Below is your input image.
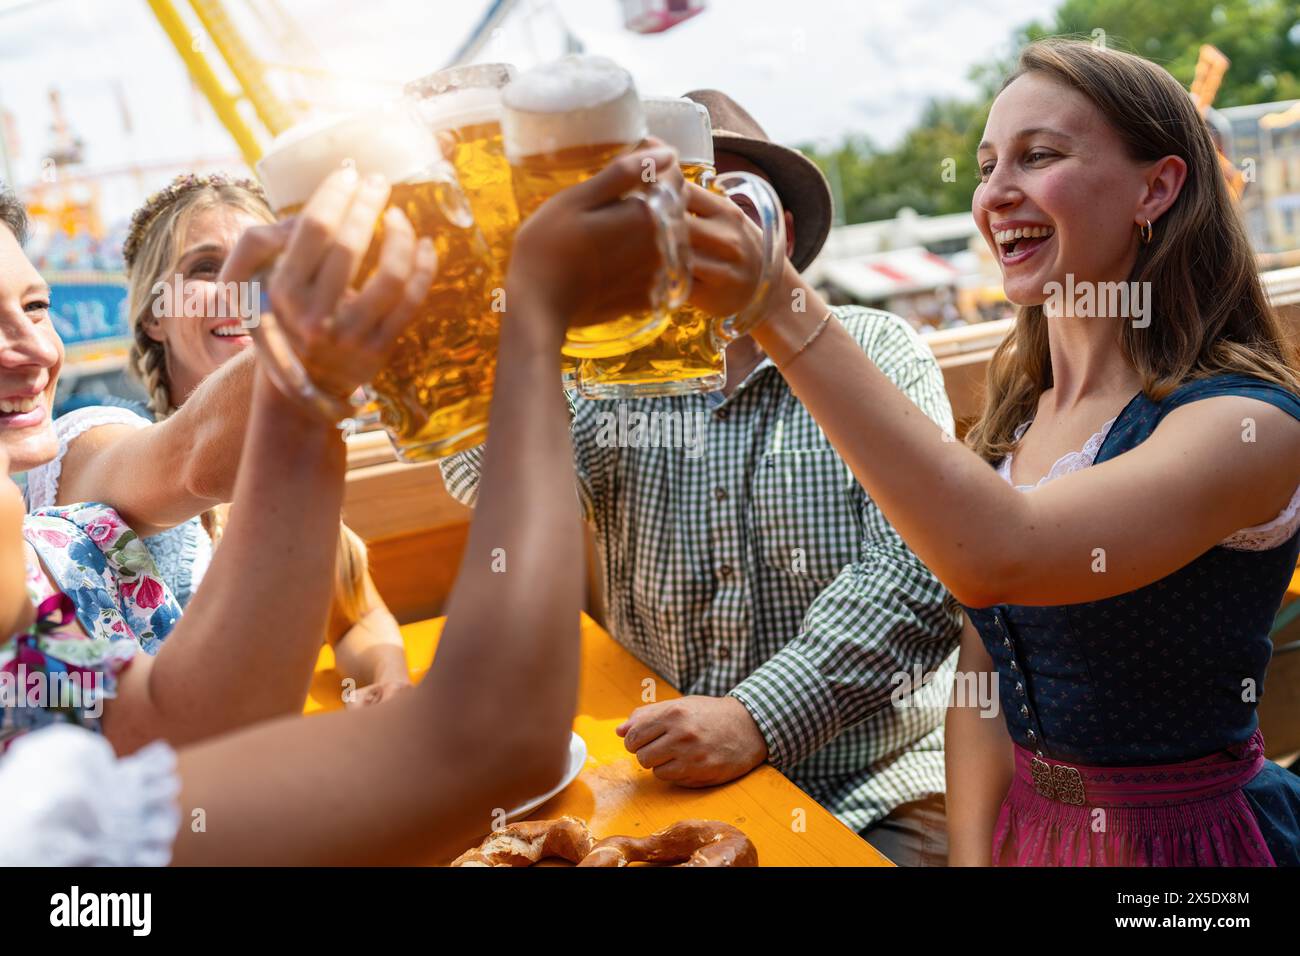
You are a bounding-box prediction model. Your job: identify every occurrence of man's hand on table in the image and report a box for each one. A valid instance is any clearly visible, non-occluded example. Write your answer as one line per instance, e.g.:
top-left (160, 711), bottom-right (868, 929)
top-left (616, 695), bottom-right (768, 787)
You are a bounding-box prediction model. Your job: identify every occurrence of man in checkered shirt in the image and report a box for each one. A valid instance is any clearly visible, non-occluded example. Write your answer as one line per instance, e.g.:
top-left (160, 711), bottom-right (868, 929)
top-left (441, 91), bottom-right (962, 866)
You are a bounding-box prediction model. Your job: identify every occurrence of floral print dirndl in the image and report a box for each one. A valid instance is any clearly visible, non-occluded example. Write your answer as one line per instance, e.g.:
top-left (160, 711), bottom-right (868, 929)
top-left (0, 502), bottom-right (182, 750)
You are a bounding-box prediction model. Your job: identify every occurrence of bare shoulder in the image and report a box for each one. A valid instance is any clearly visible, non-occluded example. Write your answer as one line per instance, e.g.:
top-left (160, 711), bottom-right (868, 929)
top-left (53, 408), bottom-right (154, 504)
top-left (1155, 393), bottom-right (1300, 457)
top-left (1143, 394), bottom-right (1300, 524)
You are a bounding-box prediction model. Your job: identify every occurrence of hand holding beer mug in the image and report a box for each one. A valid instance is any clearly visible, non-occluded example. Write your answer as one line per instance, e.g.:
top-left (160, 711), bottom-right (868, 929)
top-left (256, 107), bottom-right (499, 460)
top-left (683, 163), bottom-right (792, 340)
top-left (579, 97), bottom-right (787, 398)
top-left (219, 166), bottom-right (438, 419)
top-left (508, 143), bottom-right (685, 331)
top-left (502, 55), bottom-right (691, 360)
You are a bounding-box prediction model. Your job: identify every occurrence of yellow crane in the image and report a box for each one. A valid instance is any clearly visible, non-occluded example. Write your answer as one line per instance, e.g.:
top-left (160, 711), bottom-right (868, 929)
top-left (145, 0), bottom-right (305, 167)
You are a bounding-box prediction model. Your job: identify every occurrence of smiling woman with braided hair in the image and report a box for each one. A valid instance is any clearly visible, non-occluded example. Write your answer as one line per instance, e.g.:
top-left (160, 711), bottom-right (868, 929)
top-left (24, 173), bottom-right (409, 706)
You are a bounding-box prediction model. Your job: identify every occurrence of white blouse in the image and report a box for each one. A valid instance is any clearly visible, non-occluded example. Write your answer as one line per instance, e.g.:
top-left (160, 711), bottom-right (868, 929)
top-left (0, 725), bottom-right (180, 866)
top-left (998, 417), bottom-right (1300, 550)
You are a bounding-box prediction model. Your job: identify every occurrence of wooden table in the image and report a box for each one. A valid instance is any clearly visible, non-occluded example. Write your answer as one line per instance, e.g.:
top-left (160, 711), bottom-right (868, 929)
top-left (307, 614), bottom-right (890, 867)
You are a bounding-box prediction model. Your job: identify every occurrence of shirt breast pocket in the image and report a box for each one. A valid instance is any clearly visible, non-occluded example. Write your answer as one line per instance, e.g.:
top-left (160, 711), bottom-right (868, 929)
top-left (750, 449), bottom-right (862, 582)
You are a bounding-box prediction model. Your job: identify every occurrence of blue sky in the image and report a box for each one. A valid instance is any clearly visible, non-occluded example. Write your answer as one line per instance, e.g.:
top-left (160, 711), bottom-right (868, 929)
top-left (0, 0), bottom-right (1059, 221)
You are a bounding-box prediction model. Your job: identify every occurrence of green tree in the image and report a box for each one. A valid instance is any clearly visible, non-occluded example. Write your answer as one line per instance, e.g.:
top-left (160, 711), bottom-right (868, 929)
top-left (1031, 0), bottom-right (1300, 106)
top-left (802, 0), bottom-right (1300, 226)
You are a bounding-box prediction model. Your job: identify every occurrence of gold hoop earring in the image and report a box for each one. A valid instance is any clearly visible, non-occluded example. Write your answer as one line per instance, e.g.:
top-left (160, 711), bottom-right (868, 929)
top-left (1140, 218), bottom-right (1153, 245)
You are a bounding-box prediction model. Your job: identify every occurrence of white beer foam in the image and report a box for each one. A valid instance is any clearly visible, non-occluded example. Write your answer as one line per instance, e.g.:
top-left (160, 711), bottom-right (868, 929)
top-left (501, 55), bottom-right (645, 161)
top-left (644, 97), bottom-right (713, 167)
top-left (418, 86), bottom-right (505, 132)
top-left (406, 63), bottom-right (514, 131)
top-left (257, 109), bottom-right (435, 211)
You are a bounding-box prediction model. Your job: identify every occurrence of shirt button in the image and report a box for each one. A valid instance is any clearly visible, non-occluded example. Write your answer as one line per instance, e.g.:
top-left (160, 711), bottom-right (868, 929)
top-left (717, 645), bottom-right (730, 660)
top-left (1015, 682), bottom-right (1025, 697)
top-left (1019, 704), bottom-right (1030, 719)
top-left (719, 564), bottom-right (733, 578)
top-left (1009, 659), bottom-right (1020, 672)
top-left (1027, 729), bottom-right (1037, 743)
top-left (1003, 637), bottom-right (1012, 650)
top-left (714, 486), bottom-right (728, 501)
top-left (715, 407), bottom-right (729, 421)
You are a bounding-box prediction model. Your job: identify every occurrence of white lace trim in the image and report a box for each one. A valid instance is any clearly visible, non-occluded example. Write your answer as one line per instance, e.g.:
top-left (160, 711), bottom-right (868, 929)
top-left (0, 725), bottom-right (180, 866)
top-left (999, 418), bottom-right (1300, 551)
top-left (23, 405), bottom-right (151, 511)
top-left (998, 417), bottom-right (1118, 491)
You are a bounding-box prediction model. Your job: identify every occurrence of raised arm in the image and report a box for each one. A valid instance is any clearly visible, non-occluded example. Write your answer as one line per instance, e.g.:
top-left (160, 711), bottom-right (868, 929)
top-left (758, 267), bottom-right (1300, 606)
top-left (686, 184), bottom-right (1300, 607)
top-left (54, 345), bottom-right (255, 536)
top-left (169, 144), bottom-right (685, 864)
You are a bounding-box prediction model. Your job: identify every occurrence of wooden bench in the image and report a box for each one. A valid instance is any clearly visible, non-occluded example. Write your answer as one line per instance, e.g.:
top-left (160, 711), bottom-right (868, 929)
top-left (343, 431), bottom-right (603, 625)
top-left (343, 431), bottom-right (471, 625)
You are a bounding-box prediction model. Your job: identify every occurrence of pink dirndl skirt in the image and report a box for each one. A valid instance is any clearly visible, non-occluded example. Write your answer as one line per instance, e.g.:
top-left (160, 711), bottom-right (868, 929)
top-left (993, 730), bottom-right (1274, 866)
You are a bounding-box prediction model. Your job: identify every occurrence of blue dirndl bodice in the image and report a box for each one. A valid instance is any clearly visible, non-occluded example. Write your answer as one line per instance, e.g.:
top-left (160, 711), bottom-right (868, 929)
top-left (964, 374), bottom-right (1300, 864)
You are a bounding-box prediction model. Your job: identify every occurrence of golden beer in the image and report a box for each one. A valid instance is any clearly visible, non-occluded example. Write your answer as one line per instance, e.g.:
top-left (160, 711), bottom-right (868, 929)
top-left (405, 64), bottom-right (519, 268)
top-left (502, 55), bottom-right (682, 359)
top-left (580, 97), bottom-right (727, 398)
top-left (257, 109), bottom-right (498, 461)
top-left (407, 63), bottom-right (579, 388)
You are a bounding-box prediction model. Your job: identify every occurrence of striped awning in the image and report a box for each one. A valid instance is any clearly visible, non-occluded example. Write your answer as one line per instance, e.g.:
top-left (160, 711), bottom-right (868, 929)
top-left (821, 246), bottom-right (963, 302)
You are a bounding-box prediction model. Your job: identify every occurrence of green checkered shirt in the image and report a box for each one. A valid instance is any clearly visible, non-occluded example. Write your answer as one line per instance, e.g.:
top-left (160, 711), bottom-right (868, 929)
top-left (440, 306), bottom-right (962, 831)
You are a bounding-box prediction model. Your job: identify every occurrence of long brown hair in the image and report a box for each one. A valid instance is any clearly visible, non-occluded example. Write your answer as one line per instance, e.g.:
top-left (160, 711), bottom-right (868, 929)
top-left (965, 38), bottom-right (1300, 463)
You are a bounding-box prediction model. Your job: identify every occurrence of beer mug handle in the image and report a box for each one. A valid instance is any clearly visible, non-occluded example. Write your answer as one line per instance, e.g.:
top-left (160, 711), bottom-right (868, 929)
top-left (629, 178), bottom-right (691, 312)
top-left (708, 171), bottom-right (787, 340)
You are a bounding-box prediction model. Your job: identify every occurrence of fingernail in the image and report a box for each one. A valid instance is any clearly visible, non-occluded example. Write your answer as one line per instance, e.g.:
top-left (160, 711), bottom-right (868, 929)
top-left (364, 172), bottom-right (387, 189)
top-left (338, 163), bottom-right (359, 182)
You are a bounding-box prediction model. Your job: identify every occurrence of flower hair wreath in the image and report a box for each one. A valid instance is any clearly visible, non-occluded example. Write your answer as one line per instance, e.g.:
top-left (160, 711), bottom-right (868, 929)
top-left (122, 172), bottom-right (266, 269)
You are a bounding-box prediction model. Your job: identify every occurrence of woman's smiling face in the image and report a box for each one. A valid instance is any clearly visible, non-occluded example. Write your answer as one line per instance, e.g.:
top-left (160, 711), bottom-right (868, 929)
top-left (142, 203), bottom-right (268, 403)
top-left (973, 71), bottom-right (1151, 308)
top-left (0, 222), bottom-right (63, 475)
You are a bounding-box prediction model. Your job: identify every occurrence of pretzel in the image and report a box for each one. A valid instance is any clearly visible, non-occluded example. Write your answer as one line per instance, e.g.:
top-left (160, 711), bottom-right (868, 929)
top-left (578, 820), bottom-right (758, 867)
top-left (451, 816), bottom-right (595, 866)
top-left (452, 817), bottom-right (758, 867)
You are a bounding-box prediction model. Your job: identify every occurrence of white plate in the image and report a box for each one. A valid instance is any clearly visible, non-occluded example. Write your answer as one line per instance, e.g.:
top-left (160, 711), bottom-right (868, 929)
top-left (504, 731), bottom-right (588, 822)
